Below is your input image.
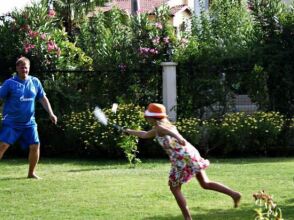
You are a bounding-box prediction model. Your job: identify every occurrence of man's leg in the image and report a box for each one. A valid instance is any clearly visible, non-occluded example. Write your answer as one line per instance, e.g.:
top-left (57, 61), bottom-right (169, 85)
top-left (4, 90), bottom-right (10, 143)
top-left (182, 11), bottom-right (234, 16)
top-left (28, 144), bottom-right (41, 179)
top-left (0, 142), bottom-right (10, 159)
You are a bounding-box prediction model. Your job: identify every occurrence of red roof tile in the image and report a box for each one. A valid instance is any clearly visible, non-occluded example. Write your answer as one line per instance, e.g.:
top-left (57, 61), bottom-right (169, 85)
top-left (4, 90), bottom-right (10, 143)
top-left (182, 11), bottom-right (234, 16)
top-left (95, 0), bottom-right (168, 14)
top-left (170, 4), bottom-right (191, 15)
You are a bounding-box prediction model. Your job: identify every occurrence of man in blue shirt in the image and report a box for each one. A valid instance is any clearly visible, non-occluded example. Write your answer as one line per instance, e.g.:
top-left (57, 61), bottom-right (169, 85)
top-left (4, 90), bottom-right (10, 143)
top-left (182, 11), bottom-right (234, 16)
top-left (0, 57), bottom-right (57, 179)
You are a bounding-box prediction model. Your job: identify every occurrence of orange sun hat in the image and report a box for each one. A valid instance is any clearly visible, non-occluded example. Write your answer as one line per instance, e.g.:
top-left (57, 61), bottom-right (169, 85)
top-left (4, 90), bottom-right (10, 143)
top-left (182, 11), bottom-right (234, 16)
top-left (144, 103), bottom-right (168, 119)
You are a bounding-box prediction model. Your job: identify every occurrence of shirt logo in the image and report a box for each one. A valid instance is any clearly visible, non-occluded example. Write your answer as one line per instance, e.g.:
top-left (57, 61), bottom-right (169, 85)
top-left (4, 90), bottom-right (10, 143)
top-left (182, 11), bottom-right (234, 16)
top-left (20, 95), bottom-right (34, 101)
top-left (19, 83), bottom-right (36, 102)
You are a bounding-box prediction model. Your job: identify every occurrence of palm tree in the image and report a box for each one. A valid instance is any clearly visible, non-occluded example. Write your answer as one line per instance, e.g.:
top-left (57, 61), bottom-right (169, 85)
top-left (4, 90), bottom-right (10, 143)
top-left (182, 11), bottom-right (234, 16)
top-left (44, 0), bottom-right (106, 39)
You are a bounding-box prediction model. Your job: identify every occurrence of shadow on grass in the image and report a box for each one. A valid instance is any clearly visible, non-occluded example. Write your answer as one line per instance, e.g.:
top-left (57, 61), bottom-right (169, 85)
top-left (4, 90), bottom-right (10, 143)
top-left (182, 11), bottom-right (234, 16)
top-left (2, 158), bottom-right (130, 167)
top-left (67, 166), bottom-right (128, 172)
top-left (1, 158), bottom-right (28, 165)
top-left (280, 203), bottom-right (294, 219)
top-left (143, 205), bottom-right (253, 220)
top-left (0, 176), bottom-right (27, 181)
top-left (210, 157), bottom-right (294, 165)
top-left (285, 198), bottom-right (294, 204)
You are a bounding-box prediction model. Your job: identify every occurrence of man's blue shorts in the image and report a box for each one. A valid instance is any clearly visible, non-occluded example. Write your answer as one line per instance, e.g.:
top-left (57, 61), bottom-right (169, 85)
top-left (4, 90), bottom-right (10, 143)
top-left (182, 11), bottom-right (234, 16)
top-left (0, 125), bottom-right (40, 149)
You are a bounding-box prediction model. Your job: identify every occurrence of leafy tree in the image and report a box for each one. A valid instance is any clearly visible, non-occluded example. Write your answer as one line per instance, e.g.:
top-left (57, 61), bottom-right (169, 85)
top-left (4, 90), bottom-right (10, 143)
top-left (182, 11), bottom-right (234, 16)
top-left (175, 0), bottom-right (254, 118)
top-left (47, 0), bottom-right (106, 39)
top-left (247, 0), bottom-right (294, 116)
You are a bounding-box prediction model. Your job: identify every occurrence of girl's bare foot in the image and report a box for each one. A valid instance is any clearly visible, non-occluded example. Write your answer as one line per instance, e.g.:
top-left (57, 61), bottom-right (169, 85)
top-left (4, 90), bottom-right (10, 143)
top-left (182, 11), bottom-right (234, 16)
top-left (233, 192), bottom-right (242, 208)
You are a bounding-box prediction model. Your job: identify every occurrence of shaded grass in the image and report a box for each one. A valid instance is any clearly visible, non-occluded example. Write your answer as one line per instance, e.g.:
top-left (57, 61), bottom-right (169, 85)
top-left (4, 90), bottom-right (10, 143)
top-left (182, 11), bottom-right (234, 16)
top-left (0, 158), bottom-right (293, 219)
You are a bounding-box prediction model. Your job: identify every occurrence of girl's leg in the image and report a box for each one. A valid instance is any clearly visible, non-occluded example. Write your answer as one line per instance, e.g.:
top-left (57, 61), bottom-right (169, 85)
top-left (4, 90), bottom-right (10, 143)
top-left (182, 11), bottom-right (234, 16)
top-left (196, 170), bottom-right (241, 207)
top-left (170, 184), bottom-right (192, 220)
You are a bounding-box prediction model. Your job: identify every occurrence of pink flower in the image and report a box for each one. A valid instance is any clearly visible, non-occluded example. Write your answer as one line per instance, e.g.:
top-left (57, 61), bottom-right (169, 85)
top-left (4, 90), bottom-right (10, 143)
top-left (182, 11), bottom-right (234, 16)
top-left (155, 22), bottom-right (163, 29)
top-left (47, 40), bottom-right (58, 52)
top-left (48, 9), bottom-right (56, 17)
top-left (24, 43), bottom-right (35, 53)
top-left (47, 40), bottom-right (61, 56)
top-left (28, 30), bottom-right (39, 38)
top-left (118, 63), bottom-right (127, 72)
top-left (139, 47), bottom-right (149, 54)
top-left (152, 37), bottom-right (160, 45)
top-left (40, 33), bottom-right (47, 40)
top-left (163, 36), bottom-right (170, 44)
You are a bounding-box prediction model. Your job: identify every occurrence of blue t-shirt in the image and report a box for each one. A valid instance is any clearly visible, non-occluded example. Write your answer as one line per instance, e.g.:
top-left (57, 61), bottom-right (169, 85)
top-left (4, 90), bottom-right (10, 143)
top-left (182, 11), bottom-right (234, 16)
top-left (0, 75), bottom-right (46, 128)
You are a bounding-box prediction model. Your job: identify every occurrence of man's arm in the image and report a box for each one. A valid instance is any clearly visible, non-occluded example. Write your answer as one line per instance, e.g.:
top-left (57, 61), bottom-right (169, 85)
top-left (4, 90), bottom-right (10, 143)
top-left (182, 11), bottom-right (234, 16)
top-left (39, 96), bottom-right (57, 124)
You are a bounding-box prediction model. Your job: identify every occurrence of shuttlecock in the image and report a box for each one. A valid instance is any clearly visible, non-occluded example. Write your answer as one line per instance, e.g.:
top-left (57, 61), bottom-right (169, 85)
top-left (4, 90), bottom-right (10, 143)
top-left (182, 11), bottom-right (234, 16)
top-left (93, 107), bottom-right (108, 126)
top-left (111, 103), bottom-right (118, 114)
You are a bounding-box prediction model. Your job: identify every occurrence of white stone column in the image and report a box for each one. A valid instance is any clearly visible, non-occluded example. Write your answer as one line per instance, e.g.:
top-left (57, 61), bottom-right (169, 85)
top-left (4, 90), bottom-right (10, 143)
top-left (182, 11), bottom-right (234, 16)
top-left (161, 62), bottom-right (177, 121)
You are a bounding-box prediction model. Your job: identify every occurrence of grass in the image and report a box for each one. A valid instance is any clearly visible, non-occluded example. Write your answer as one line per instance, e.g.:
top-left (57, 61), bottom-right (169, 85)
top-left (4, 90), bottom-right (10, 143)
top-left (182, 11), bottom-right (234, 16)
top-left (0, 157), bottom-right (293, 220)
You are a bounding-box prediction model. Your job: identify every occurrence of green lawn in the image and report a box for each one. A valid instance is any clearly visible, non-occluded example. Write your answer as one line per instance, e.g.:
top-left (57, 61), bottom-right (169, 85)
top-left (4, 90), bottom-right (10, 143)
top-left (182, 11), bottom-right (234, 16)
top-left (0, 158), bottom-right (293, 220)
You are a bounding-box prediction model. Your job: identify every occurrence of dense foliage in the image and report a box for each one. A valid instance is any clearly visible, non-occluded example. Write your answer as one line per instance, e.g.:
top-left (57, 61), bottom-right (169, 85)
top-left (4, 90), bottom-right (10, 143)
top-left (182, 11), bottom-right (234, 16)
top-left (77, 6), bottom-right (176, 106)
top-left (247, 0), bottom-right (294, 116)
top-left (175, 0), bottom-right (254, 118)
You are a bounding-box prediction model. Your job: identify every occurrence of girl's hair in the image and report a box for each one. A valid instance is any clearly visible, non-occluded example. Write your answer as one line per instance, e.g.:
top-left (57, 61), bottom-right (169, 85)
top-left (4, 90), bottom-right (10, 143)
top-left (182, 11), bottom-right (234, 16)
top-left (16, 56), bottom-right (30, 66)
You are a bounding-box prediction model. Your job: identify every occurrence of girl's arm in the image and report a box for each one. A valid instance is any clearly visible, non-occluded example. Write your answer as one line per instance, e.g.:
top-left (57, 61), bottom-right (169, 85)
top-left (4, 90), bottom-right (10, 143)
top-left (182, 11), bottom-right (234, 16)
top-left (157, 124), bottom-right (186, 145)
top-left (125, 128), bottom-right (156, 139)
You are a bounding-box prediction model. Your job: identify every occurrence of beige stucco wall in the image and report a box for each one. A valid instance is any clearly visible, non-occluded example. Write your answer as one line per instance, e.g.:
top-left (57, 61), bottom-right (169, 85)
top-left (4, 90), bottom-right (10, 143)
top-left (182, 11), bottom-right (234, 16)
top-left (172, 10), bottom-right (191, 27)
top-left (167, 0), bottom-right (188, 8)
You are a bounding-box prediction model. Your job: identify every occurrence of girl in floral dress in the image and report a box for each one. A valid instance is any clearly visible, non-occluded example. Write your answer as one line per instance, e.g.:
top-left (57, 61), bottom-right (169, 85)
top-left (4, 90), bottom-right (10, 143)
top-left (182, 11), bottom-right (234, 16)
top-left (125, 103), bottom-right (241, 220)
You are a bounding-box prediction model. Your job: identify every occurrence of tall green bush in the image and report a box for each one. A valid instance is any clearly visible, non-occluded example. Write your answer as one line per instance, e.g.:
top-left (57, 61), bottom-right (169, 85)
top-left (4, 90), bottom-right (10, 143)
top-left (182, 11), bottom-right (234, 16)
top-left (77, 6), bottom-right (177, 106)
top-left (246, 0), bottom-right (294, 116)
top-left (175, 0), bottom-right (254, 118)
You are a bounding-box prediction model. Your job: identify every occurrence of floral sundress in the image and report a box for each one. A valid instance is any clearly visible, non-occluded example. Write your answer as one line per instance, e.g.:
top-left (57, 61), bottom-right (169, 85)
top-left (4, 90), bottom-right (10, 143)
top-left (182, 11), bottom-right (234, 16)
top-left (156, 129), bottom-right (210, 187)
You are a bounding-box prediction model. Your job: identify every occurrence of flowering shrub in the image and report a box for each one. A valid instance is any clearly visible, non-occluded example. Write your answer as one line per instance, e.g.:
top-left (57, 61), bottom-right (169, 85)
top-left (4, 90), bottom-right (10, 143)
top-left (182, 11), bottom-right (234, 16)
top-left (133, 5), bottom-right (177, 64)
top-left (61, 110), bottom-right (291, 159)
top-left (0, 2), bottom-right (92, 74)
top-left (174, 112), bottom-right (288, 156)
top-left (205, 112), bottom-right (284, 155)
top-left (175, 117), bottom-right (202, 144)
top-left (78, 6), bottom-right (177, 106)
top-left (62, 104), bottom-right (147, 163)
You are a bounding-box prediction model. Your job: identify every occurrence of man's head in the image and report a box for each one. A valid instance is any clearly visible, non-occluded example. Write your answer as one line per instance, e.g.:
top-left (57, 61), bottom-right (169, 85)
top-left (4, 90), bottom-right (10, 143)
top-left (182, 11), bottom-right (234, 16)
top-left (16, 57), bottom-right (30, 80)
